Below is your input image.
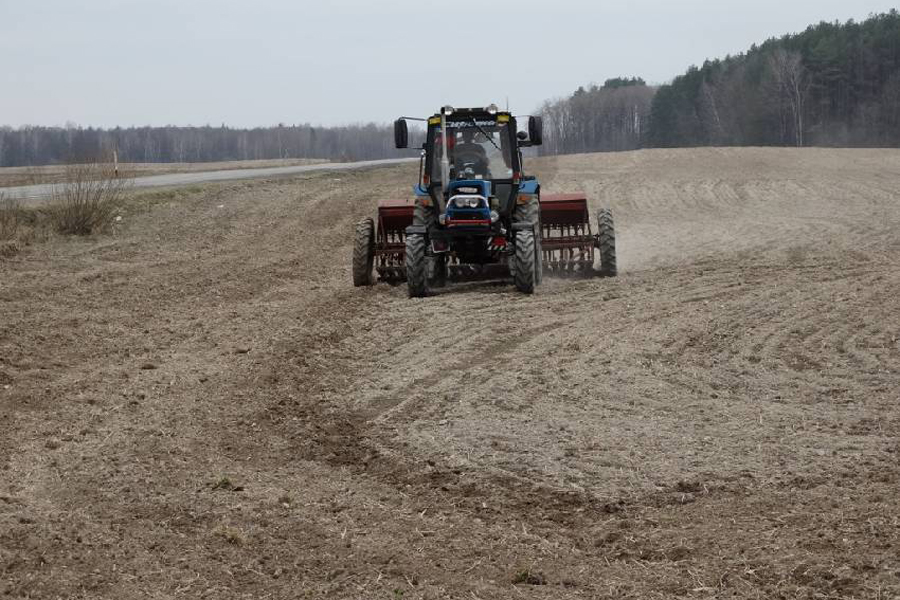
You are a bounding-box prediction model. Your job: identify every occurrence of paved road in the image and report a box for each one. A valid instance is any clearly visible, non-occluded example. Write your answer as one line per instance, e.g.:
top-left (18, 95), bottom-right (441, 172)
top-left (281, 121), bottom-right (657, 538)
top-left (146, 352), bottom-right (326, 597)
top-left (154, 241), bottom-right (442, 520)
top-left (5, 157), bottom-right (417, 205)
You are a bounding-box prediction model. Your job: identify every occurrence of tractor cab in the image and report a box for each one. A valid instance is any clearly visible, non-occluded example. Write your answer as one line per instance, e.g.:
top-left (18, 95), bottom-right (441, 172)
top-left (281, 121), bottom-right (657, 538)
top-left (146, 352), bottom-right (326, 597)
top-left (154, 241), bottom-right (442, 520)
top-left (431, 123), bottom-right (513, 182)
top-left (426, 109), bottom-right (517, 230)
top-left (394, 105), bottom-right (543, 231)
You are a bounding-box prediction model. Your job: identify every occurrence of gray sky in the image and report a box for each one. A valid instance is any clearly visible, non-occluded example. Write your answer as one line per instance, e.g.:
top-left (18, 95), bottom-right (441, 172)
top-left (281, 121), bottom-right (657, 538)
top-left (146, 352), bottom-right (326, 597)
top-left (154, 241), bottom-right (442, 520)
top-left (1, 0), bottom-right (896, 128)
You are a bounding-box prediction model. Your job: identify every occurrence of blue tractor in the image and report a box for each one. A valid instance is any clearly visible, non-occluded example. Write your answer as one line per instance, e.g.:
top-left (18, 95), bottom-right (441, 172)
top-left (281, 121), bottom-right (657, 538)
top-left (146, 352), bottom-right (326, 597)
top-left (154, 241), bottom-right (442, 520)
top-left (352, 104), bottom-right (617, 296)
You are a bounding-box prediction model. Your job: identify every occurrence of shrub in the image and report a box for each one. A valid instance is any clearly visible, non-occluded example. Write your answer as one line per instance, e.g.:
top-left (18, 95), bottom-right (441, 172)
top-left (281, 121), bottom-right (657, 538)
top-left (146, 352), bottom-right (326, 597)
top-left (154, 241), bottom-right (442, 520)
top-left (48, 162), bottom-right (129, 235)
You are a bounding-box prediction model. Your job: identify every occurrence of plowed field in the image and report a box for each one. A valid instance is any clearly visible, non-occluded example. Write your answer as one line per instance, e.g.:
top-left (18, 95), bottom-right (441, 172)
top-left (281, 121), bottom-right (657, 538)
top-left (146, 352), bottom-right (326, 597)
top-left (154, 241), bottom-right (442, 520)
top-left (2, 148), bottom-right (899, 599)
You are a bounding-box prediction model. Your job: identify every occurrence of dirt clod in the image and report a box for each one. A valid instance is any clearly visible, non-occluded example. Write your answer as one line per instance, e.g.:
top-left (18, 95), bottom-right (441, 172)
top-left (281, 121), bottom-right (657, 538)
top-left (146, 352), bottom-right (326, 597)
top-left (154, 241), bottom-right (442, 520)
top-left (513, 569), bottom-right (547, 585)
top-left (211, 477), bottom-right (243, 492)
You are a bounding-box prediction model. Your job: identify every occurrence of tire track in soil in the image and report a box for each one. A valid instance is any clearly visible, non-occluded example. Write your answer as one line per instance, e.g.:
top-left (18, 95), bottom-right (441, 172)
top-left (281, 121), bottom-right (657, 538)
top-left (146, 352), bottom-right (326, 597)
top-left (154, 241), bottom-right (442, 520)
top-left (363, 319), bottom-right (570, 423)
top-left (258, 289), bottom-right (614, 527)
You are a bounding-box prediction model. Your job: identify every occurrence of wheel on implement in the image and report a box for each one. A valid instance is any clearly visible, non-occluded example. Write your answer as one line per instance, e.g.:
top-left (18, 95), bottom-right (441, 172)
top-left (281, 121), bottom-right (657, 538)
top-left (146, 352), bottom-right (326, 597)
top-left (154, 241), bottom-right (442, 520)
top-left (537, 193), bottom-right (594, 276)
top-left (514, 228), bottom-right (537, 294)
top-left (405, 233), bottom-right (429, 297)
top-left (352, 217), bottom-right (375, 286)
top-left (596, 208), bottom-right (617, 277)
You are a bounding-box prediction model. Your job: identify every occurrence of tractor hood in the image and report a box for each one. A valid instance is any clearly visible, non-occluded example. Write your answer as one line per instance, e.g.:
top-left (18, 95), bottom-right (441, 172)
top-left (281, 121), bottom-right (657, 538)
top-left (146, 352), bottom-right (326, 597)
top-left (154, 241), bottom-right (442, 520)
top-left (448, 180), bottom-right (491, 197)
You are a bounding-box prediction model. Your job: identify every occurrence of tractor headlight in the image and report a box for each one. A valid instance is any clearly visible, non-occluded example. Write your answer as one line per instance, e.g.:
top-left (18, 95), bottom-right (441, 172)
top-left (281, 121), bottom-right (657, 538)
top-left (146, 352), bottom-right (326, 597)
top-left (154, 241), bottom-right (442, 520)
top-left (452, 196), bottom-right (484, 208)
top-left (490, 210), bottom-right (499, 223)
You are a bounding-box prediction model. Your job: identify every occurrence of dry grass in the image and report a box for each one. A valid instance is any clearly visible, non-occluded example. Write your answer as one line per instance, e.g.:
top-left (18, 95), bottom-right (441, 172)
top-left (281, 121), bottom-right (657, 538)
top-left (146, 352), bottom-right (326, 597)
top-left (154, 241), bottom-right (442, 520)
top-left (0, 169), bottom-right (210, 259)
top-left (0, 192), bottom-right (39, 257)
top-left (1, 162), bottom-right (132, 256)
top-left (0, 192), bottom-right (21, 240)
top-left (48, 163), bottom-right (129, 235)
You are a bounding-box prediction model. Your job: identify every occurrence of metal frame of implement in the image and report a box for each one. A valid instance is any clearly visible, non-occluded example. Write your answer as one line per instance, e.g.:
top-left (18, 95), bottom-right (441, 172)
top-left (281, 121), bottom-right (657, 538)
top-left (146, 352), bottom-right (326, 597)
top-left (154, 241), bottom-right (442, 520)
top-left (372, 193), bottom-right (601, 283)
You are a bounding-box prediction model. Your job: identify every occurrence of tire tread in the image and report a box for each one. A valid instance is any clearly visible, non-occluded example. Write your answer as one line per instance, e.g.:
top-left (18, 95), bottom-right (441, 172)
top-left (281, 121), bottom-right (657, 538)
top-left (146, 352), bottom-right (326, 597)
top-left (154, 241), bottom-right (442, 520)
top-left (597, 208), bottom-right (617, 277)
top-left (406, 233), bottom-right (428, 297)
top-left (514, 229), bottom-right (536, 294)
top-left (352, 217), bottom-right (375, 286)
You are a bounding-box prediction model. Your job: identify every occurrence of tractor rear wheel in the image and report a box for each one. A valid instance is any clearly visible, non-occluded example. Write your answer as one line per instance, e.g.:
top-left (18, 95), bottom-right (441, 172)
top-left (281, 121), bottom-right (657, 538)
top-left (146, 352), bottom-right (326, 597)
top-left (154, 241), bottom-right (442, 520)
top-left (406, 233), bottom-right (429, 297)
top-left (352, 217), bottom-right (375, 286)
top-left (596, 208), bottom-right (617, 277)
top-left (514, 228), bottom-right (536, 294)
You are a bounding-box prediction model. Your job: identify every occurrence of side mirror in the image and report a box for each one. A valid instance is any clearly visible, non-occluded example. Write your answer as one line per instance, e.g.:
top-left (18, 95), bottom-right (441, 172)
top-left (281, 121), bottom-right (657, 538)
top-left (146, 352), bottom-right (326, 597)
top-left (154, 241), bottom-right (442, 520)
top-left (394, 119), bottom-right (408, 149)
top-left (516, 131), bottom-right (528, 141)
top-left (528, 116), bottom-right (543, 146)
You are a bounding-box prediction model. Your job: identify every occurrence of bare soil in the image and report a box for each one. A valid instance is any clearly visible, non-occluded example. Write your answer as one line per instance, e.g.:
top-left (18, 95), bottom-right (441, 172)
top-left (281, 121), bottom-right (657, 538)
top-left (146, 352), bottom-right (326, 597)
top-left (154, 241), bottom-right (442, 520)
top-left (1, 148), bottom-right (899, 599)
top-left (0, 158), bottom-right (327, 188)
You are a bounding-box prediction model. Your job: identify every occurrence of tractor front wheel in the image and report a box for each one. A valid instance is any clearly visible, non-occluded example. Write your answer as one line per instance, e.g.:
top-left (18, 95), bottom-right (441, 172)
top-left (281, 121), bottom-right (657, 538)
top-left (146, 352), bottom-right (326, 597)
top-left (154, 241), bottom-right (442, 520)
top-left (514, 228), bottom-right (536, 294)
top-left (515, 197), bottom-right (543, 285)
top-left (352, 217), bottom-right (375, 286)
top-left (406, 233), bottom-right (429, 297)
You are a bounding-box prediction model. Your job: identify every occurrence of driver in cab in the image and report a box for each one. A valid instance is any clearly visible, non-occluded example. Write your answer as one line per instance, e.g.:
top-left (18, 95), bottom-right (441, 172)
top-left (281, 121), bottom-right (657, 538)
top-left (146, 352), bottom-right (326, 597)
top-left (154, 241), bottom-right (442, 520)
top-left (453, 130), bottom-right (491, 179)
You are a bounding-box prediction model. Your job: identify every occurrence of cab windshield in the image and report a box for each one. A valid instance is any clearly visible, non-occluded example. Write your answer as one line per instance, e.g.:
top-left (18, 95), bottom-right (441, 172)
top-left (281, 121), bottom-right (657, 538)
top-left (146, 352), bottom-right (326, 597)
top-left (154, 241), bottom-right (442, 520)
top-left (431, 122), bottom-right (513, 183)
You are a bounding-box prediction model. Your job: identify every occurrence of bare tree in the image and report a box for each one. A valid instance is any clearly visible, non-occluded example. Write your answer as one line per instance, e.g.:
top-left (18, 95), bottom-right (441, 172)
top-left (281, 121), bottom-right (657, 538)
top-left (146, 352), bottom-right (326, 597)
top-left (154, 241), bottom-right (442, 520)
top-left (698, 79), bottom-right (727, 144)
top-left (539, 83), bottom-right (654, 155)
top-left (769, 49), bottom-right (810, 147)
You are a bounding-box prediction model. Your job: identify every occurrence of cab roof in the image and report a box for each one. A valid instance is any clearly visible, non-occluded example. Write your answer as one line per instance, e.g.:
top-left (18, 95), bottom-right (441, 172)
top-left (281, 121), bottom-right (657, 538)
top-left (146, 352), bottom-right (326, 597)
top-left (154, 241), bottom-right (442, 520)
top-left (427, 108), bottom-right (513, 125)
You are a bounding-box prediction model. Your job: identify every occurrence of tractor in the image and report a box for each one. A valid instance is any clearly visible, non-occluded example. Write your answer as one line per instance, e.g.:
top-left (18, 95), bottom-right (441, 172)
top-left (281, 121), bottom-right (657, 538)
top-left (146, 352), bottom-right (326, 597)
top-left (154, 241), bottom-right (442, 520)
top-left (352, 104), bottom-right (616, 296)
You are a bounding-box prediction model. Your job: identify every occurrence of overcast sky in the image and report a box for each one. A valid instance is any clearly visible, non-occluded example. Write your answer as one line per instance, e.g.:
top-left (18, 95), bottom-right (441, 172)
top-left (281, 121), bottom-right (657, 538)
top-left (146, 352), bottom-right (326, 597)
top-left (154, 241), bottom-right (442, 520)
top-left (1, 0), bottom-right (896, 128)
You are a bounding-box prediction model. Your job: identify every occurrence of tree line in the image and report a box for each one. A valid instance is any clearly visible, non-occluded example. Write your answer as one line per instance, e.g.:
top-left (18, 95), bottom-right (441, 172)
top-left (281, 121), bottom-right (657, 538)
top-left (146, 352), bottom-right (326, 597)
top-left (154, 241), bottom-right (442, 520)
top-left (0, 123), bottom-right (412, 167)
top-left (543, 10), bottom-right (900, 152)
